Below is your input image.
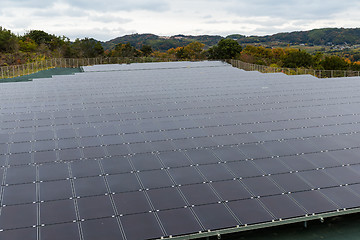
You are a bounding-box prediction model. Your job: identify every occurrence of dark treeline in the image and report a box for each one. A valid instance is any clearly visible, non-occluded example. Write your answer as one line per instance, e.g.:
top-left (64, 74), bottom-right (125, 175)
top-left (1, 27), bottom-right (360, 71)
top-left (236, 45), bottom-right (360, 71)
top-left (0, 27), bottom-right (106, 65)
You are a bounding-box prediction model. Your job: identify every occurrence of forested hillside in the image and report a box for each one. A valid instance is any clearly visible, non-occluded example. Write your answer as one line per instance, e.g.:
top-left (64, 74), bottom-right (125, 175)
top-left (102, 28), bottom-right (360, 50)
top-left (102, 34), bottom-right (222, 51)
top-left (2, 26), bottom-right (360, 71)
top-left (261, 28), bottom-right (360, 45)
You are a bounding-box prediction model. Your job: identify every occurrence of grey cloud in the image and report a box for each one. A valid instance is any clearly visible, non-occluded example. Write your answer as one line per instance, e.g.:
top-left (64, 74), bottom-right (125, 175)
top-left (226, 0), bottom-right (358, 20)
top-left (32, 8), bottom-right (87, 18)
top-left (61, 0), bottom-right (170, 12)
top-left (2, 0), bottom-right (54, 8)
top-left (89, 15), bottom-right (132, 24)
top-left (204, 20), bottom-right (229, 24)
top-left (3, 0), bottom-right (169, 13)
top-left (232, 18), bottom-right (284, 27)
top-left (63, 27), bottom-right (129, 41)
top-left (202, 15), bottom-right (213, 19)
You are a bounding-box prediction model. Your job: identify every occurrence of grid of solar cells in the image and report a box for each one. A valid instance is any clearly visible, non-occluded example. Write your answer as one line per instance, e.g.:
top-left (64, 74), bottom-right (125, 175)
top-left (1, 61), bottom-right (360, 240)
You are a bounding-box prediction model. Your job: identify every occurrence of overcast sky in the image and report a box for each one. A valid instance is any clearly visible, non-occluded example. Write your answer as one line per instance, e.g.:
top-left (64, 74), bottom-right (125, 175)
top-left (1, 0), bottom-right (360, 41)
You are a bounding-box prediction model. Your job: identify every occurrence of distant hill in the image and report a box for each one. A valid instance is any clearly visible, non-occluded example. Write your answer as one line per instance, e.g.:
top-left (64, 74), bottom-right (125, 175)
top-left (102, 34), bottom-right (222, 51)
top-left (102, 28), bottom-right (360, 51)
top-left (243, 28), bottom-right (360, 46)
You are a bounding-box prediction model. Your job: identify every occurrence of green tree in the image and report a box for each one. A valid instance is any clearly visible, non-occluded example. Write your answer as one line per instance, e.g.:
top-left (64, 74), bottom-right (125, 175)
top-left (208, 39), bottom-right (242, 59)
top-left (19, 38), bottom-right (37, 52)
top-left (0, 27), bottom-right (18, 52)
top-left (72, 38), bottom-right (104, 58)
top-left (113, 43), bottom-right (140, 57)
top-left (24, 30), bottom-right (53, 45)
top-left (320, 56), bottom-right (349, 70)
top-left (282, 50), bottom-right (314, 68)
top-left (312, 52), bottom-right (324, 69)
top-left (140, 45), bottom-right (153, 56)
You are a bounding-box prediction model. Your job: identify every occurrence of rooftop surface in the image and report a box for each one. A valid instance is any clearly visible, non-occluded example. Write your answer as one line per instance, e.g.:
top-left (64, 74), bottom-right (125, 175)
top-left (1, 61), bottom-right (360, 239)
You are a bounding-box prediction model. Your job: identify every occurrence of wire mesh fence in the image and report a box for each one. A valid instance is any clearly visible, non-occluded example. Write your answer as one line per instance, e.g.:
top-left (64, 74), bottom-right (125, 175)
top-left (227, 59), bottom-right (360, 78)
top-left (3, 58), bottom-right (360, 80)
top-left (0, 57), bottom-right (184, 79)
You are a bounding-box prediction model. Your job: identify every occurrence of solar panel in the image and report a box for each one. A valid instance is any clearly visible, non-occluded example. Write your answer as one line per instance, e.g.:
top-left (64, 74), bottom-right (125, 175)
top-left (1, 61), bottom-right (360, 239)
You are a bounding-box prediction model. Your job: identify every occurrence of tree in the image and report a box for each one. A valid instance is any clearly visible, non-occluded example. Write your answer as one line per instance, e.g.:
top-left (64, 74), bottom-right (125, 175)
top-left (113, 43), bottom-right (140, 57)
top-left (208, 39), bottom-right (242, 59)
top-left (320, 56), bottom-right (349, 70)
top-left (140, 45), bottom-right (153, 56)
top-left (312, 52), bottom-right (324, 69)
top-left (183, 41), bottom-right (205, 59)
top-left (24, 30), bottom-right (53, 45)
top-left (282, 50), bottom-right (314, 68)
top-left (71, 38), bottom-right (104, 58)
top-left (19, 38), bottom-right (37, 52)
top-left (175, 47), bottom-right (188, 59)
top-left (241, 45), bottom-right (275, 65)
top-left (0, 27), bottom-right (18, 52)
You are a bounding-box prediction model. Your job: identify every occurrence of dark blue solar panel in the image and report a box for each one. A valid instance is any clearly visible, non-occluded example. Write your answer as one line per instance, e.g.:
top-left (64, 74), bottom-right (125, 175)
top-left (2, 61), bottom-right (360, 240)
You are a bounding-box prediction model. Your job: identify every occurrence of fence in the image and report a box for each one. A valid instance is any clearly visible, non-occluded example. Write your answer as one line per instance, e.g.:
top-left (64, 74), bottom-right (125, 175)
top-left (0, 57), bottom-right (180, 79)
top-left (3, 57), bottom-right (360, 80)
top-left (227, 59), bottom-right (360, 78)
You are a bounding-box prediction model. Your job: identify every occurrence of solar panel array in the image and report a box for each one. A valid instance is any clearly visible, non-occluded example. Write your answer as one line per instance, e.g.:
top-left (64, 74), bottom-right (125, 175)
top-left (1, 61), bottom-right (360, 240)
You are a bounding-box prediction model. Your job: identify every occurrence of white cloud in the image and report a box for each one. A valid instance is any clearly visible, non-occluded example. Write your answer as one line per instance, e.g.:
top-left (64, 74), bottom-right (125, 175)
top-left (1, 0), bottom-right (360, 41)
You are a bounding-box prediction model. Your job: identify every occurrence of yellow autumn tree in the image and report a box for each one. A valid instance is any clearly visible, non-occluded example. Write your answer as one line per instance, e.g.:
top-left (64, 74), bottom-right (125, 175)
top-left (183, 41), bottom-right (205, 59)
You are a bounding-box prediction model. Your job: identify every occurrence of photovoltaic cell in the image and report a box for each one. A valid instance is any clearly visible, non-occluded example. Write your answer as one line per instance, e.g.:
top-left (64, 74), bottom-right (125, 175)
top-left (259, 194), bottom-right (306, 220)
top-left (270, 173), bottom-right (311, 193)
top-left (121, 212), bottom-right (163, 240)
top-left (193, 203), bottom-right (238, 230)
top-left (0, 203), bottom-right (37, 230)
top-left (180, 183), bottom-right (220, 205)
top-left (38, 163), bottom-right (70, 181)
top-left (3, 61), bottom-right (360, 239)
top-left (320, 186), bottom-right (360, 209)
top-left (106, 173), bottom-right (141, 193)
top-left (210, 180), bottom-right (252, 201)
top-left (40, 199), bottom-right (77, 224)
top-left (241, 176), bottom-right (283, 197)
top-left (73, 176), bottom-right (108, 197)
top-left (168, 166), bottom-right (204, 185)
top-left (0, 228), bottom-right (37, 240)
top-left (227, 198), bottom-right (274, 225)
top-left (157, 151), bottom-right (191, 168)
top-left (157, 208), bottom-right (203, 236)
top-left (147, 187), bottom-right (186, 210)
top-left (40, 222), bottom-right (81, 240)
top-left (2, 183), bottom-right (36, 205)
top-left (113, 191), bottom-right (152, 215)
top-left (39, 180), bottom-right (73, 201)
top-left (77, 195), bottom-right (115, 220)
top-left (81, 218), bottom-right (123, 240)
top-left (290, 190), bottom-right (338, 214)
